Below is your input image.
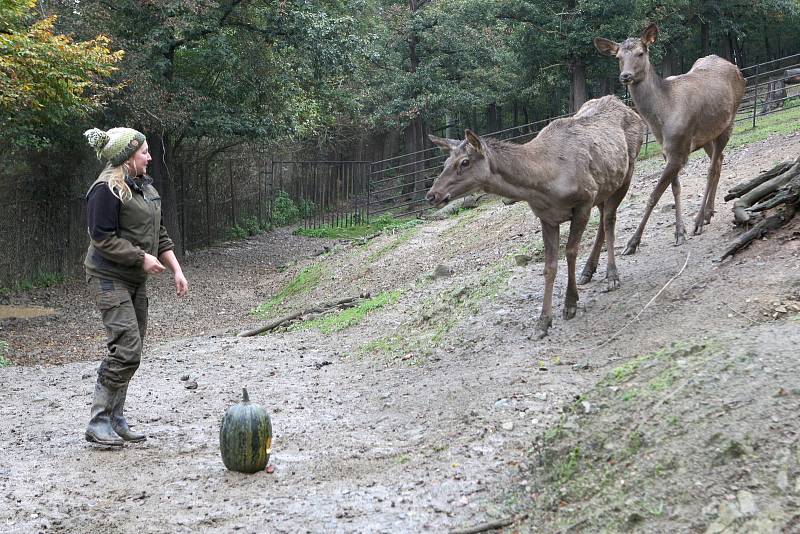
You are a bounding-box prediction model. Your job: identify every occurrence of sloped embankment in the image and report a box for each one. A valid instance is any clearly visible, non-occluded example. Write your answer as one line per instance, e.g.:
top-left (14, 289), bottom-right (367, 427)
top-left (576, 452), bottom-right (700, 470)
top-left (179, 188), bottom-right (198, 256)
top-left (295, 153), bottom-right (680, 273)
top-left (509, 323), bottom-right (800, 533)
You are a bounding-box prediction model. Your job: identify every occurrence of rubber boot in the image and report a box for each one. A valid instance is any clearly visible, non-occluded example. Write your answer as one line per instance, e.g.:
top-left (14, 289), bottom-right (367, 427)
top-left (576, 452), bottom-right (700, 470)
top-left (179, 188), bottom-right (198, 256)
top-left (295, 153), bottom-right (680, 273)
top-left (111, 384), bottom-right (146, 442)
top-left (85, 381), bottom-right (124, 447)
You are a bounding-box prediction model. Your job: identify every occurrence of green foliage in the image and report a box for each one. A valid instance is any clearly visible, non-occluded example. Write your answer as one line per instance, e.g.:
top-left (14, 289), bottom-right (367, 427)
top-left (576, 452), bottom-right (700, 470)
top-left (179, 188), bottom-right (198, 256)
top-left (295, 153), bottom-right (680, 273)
top-left (227, 216), bottom-right (271, 240)
top-left (0, 340), bottom-right (10, 367)
top-left (272, 191), bottom-right (315, 228)
top-left (295, 290), bottom-right (403, 333)
top-left (1, 0), bottom-right (122, 147)
top-left (253, 264), bottom-right (325, 318)
top-left (294, 214), bottom-right (421, 239)
top-left (0, 271), bottom-right (66, 294)
top-left (52, 0), bottom-right (371, 142)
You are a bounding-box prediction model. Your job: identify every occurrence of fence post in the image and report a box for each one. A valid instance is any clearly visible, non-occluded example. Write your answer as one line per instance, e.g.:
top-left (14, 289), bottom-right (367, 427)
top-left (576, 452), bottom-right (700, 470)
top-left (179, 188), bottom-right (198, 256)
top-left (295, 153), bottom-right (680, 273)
top-left (752, 63), bottom-right (759, 129)
top-left (366, 162), bottom-right (372, 224)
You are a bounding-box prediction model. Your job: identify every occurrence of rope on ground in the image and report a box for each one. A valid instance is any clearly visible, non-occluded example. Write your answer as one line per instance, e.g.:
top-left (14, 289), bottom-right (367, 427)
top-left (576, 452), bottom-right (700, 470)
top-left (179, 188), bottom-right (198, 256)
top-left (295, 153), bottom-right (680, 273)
top-left (579, 250), bottom-right (691, 352)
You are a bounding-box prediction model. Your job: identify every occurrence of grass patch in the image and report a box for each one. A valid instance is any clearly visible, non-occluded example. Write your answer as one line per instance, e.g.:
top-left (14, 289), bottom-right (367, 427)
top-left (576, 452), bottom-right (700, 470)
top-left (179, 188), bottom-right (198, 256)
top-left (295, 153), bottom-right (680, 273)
top-left (253, 264), bottom-right (325, 318)
top-left (367, 225), bottom-right (421, 262)
top-left (294, 290), bottom-right (402, 334)
top-left (638, 100), bottom-right (800, 160)
top-left (294, 214), bottom-right (422, 240)
top-left (362, 262), bottom-right (513, 359)
top-left (0, 271), bottom-right (67, 295)
top-left (0, 340), bottom-right (10, 367)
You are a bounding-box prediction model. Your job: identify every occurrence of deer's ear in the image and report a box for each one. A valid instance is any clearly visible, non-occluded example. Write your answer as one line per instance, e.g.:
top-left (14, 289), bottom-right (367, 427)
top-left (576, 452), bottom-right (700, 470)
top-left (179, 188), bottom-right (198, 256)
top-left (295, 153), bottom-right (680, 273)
top-left (464, 129), bottom-right (484, 154)
top-left (594, 37), bottom-right (619, 57)
top-left (429, 134), bottom-right (456, 152)
top-left (641, 23), bottom-right (658, 47)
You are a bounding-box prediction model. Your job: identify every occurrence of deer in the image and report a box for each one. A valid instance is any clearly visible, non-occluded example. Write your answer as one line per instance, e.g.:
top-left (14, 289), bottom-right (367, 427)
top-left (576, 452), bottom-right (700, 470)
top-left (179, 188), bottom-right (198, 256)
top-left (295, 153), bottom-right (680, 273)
top-left (595, 24), bottom-right (746, 254)
top-left (427, 96), bottom-right (645, 339)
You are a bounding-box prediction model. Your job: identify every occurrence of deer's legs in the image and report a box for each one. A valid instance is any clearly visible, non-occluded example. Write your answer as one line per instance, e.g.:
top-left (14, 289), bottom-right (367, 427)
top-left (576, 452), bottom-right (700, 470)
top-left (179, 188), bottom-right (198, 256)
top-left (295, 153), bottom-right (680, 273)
top-left (534, 221), bottom-right (559, 339)
top-left (563, 206), bottom-right (591, 320)
top-left (671, 175), bottom-right (687, 245)
top-left (578, 206), bottom-right (605, 285)
top-left (694, 128), bottom-right (731, 234)
top-left (623, 158), bottom-right (685, 254)
top-left (602, 175), bottom-right (632, 291)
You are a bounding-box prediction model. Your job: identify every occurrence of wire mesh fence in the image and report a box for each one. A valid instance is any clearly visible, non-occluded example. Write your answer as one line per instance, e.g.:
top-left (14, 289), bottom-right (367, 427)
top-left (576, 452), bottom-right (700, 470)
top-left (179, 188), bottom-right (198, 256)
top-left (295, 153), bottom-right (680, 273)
top-left (368, 53), bottom-right (800, 220)
top-left (1, 53), bottom-right (799, 287)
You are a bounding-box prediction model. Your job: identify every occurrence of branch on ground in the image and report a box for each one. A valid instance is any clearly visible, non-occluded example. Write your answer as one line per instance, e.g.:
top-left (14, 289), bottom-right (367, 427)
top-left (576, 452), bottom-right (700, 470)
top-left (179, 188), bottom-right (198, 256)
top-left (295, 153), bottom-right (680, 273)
top-left (237, 294), bottom-right (370, 337)
top-left (721, 156), bottom-right (800, 260)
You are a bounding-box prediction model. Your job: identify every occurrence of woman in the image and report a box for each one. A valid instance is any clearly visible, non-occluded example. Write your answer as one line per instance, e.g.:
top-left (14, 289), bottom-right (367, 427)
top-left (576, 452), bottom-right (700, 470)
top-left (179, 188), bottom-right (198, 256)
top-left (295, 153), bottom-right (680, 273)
top-left (83, 127), bottom-right (188, 447)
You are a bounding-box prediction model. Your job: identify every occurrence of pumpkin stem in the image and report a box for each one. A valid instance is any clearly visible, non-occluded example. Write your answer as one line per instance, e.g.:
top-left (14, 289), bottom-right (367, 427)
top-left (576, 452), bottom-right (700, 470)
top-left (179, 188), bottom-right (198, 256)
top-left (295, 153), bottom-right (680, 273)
top-left (242, 387), bottom-right (249, 403)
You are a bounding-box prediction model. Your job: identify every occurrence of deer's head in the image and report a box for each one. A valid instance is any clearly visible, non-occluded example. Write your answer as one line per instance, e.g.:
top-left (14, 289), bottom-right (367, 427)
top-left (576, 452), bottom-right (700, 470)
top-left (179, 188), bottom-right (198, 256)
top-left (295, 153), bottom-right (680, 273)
top-left (427, 130), bottom-right (489, 207)
top-left (594, 23), bottom-right (658, 86)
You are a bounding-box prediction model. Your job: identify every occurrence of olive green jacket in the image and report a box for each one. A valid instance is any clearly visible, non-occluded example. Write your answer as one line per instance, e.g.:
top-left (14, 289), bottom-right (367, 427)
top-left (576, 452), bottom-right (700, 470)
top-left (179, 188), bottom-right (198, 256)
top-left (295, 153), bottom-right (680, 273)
top-left (84, 175), bottom-right (174, 285)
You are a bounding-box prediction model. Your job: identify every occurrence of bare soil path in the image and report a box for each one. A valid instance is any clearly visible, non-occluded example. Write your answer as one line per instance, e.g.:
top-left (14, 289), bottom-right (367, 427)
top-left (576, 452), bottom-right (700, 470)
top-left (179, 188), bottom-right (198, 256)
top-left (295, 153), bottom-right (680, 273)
top-left (1, 132), bottom-right (800, 533)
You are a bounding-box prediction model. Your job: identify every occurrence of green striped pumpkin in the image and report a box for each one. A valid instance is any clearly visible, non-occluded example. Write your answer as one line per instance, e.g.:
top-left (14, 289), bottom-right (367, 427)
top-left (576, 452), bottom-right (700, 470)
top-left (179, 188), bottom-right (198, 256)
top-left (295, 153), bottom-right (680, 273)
top-left (220, 388), bottom-right (273, 473)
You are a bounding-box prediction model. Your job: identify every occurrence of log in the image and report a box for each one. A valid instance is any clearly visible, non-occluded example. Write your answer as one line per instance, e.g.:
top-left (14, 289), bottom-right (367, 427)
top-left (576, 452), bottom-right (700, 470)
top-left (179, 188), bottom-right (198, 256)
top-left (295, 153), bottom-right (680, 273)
top-left (426, 194), bottom-right (484, 220)
top-left (720, 206), bottom-right (796, 261)
top-left (721, 156), bottom-right (800, 260)
top-left (449, 515), bottom-right (527, 534)
top-left (750, 171), bottom-right (800, 212)
top-left (724, 159), bottom-right (795, 201)
top-left (237, 294), bottom-right (369, 337)
top-left (727, 157), bottom-right (800, 225)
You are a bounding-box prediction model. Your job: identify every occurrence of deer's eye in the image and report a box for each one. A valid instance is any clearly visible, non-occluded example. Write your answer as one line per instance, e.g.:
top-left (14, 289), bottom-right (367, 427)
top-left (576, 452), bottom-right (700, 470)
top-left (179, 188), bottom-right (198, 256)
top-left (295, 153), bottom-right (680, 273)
top-left (636, 51), bottom-right (644, 57)
top-left (460, 159), bottom-right (470, 168)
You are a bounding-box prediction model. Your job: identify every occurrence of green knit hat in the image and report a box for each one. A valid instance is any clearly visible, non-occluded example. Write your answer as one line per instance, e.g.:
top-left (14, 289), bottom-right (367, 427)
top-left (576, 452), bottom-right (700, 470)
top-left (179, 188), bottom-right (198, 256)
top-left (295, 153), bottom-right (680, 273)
top-left (84, 127), bottom-right (146, 166)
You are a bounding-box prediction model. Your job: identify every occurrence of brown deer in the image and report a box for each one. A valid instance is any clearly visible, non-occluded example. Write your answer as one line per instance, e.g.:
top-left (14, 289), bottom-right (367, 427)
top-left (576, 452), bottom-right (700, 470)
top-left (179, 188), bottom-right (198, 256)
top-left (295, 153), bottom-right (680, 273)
top-left (427, 96), bottom-right (645, 339)
top-left (595, 24), bottom-right (746, 254)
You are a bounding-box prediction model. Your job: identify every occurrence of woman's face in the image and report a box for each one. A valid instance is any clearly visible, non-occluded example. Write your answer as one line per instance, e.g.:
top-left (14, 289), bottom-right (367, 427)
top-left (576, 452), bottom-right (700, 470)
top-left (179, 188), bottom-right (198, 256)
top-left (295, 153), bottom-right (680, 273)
top-left (127, 141), bottom-right (152, 176)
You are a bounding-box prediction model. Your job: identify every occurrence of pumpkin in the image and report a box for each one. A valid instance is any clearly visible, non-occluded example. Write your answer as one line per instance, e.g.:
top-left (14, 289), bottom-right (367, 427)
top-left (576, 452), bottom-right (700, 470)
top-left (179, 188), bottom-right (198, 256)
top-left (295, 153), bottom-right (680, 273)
top-left (220, 387), bottom-right (273, 473)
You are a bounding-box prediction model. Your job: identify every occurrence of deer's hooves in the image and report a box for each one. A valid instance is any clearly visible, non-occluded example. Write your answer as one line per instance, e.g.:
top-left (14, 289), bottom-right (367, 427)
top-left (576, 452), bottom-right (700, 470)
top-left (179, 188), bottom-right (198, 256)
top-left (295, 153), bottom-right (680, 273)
top-left (603, 276), bottom-right (620, 292)
top-left (533, 317), bottom-right (552, 339)
top-left (578, 273), bottom-right (593, 285)
top-left (621, 244), bottom-right (638, 255)
top-left (562, 305), bottom-right (577, 320)
top-left (674, 232), bottom-right (687, 246)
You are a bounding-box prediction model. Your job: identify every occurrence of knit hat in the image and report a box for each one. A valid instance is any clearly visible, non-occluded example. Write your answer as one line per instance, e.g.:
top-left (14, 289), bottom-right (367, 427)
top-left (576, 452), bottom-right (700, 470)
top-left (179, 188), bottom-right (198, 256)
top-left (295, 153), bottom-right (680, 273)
top-left (84, 127), bottom-right (146, 166)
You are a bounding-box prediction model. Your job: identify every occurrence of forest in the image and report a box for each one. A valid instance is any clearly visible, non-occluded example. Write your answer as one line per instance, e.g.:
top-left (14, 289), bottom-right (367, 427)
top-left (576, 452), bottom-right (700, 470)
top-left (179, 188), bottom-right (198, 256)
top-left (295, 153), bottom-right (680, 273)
top-left (2, 0), bottom-right (800, 286)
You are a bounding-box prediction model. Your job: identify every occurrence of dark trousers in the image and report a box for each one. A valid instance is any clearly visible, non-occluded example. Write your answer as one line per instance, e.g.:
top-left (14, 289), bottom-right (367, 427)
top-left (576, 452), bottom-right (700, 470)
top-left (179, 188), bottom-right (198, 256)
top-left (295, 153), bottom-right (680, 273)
top-left (87, 276), bottom-right (148, 388)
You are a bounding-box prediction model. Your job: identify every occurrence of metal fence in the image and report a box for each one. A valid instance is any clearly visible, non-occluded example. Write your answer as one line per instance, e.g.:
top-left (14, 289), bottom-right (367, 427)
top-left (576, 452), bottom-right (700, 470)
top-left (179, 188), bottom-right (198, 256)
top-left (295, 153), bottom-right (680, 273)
top-left (2, 53), bottom-right (799, 287)
top-left (368, 52), bottom-right (800, 220)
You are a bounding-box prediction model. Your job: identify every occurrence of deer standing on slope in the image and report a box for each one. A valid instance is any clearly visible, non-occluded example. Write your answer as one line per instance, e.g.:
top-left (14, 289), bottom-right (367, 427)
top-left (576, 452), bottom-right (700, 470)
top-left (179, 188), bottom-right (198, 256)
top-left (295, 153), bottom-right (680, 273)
top-left (595, 24), bottom-right (746, 254)
top-left (427, 96), bottom-right (645, 339)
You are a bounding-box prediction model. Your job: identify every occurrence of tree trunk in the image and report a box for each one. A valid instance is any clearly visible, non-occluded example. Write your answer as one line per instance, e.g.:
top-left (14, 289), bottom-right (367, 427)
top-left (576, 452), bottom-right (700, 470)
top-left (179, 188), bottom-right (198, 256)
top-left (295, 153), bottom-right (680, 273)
top-left (569, 57), bottom-right (587, 113)
top-left (401, 116), bottom-right (424, 198)
top-left (599, 77), bottom-right (613, 96)
top-left (700, 20), bottom-right (710, 57)
top-left (487, 103), bottom-right (501, 133)
top-left (147, 132), bottom-right (183, 256)
top-left (661, 46), bottom-right (680, 78)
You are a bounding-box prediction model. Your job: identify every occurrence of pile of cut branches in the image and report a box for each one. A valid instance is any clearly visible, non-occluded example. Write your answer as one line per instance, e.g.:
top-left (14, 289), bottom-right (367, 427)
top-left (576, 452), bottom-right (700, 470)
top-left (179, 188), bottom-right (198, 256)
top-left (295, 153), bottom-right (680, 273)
top-left (720, 156), bottom-right (800, 260)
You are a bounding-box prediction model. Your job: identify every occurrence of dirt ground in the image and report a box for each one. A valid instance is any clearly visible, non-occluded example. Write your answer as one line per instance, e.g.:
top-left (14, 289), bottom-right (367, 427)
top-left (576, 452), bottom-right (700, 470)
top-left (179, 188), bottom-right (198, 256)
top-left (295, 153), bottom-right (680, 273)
top-left (1, 131), bottom-right (800, 533)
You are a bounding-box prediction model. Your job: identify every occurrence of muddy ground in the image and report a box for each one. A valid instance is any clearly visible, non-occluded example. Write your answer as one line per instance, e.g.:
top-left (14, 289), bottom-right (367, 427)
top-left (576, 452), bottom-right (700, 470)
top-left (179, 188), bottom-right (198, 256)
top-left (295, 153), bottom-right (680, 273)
top-left (1, 132), bottom-right (800, 533)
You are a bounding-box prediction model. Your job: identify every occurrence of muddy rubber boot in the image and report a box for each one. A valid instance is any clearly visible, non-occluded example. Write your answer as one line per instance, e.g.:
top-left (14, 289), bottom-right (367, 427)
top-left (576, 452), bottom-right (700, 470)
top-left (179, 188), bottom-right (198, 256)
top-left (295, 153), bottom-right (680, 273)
top-left (111, 385), bottom-right (146, 442)
top-left (85, 381), bottom-right (124, 447)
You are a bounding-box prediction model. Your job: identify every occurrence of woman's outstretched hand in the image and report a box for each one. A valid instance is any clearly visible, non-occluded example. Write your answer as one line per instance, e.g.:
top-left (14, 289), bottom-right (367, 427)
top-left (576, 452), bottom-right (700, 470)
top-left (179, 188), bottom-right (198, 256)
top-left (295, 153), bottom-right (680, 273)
top-left (174, 272), bottom-right (189, 297)
top-left (143, 253), bottom-right (166, 274)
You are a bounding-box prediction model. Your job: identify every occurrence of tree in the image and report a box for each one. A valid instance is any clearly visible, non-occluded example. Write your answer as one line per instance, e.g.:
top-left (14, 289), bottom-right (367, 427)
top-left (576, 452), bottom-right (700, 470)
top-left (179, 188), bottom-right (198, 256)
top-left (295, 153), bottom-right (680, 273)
top-left (0, 0), bottom-right (122, 148)
top-left (48, 0), bottom-right (370, 251)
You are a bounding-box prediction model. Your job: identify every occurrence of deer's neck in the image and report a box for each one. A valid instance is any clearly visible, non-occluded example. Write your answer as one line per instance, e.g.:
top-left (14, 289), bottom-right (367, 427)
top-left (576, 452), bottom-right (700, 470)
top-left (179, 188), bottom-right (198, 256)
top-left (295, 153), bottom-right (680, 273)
top-left (630, 66), bottom-right (669, 140)
top-left (482, 142), bottom-right (552, 200)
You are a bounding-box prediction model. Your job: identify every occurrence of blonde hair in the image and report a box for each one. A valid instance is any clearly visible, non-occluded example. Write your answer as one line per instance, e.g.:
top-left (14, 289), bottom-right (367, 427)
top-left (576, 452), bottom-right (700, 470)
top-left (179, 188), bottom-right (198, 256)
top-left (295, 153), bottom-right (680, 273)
top-left (99, 162), bottom-right (132, 202)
